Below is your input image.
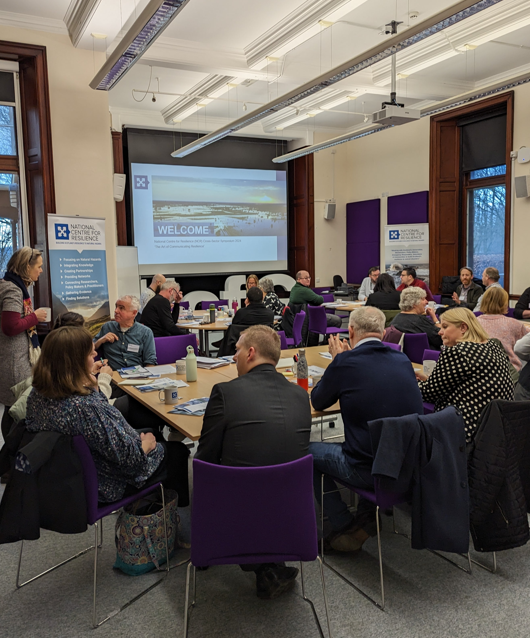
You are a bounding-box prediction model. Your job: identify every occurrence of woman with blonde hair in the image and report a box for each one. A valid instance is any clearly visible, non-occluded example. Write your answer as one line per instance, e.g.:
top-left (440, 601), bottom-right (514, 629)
top-left (415, 307), bottom-right (514, 441)
top-left (0, 247), bottom-right (48, 442)
top-left (246, 274), bottom-right (259, 290)
top-left (477, 286), bottom-right (528, 371)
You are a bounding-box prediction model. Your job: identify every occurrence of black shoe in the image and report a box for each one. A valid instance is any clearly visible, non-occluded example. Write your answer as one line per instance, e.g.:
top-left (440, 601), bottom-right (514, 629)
top-left (256, 564), bottom-right (299, 600)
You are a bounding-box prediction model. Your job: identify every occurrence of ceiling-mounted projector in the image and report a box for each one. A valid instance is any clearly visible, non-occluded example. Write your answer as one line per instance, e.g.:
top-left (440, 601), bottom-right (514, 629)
top-left (372, 104), bottom-right (421, 126)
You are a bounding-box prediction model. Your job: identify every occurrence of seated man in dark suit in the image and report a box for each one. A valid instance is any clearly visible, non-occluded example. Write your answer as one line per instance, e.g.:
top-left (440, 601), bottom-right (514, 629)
top-left (309, 306), bottom-right (424, 553)
top-left (141, 281), bottom-right (186, 337)
top-left (196, 325), bottom-right (311, 600)
top-left (232, 286), bottom-right (274, 327)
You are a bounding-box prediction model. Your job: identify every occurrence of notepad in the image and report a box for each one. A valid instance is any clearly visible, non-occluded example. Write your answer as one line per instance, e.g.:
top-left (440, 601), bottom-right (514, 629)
top-left (276, 358), bottom-right (295, 369)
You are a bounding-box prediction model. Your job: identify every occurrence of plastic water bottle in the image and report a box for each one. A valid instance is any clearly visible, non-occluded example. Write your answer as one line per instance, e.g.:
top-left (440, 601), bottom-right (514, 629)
top-left (209, 304), bottom-right (216, 324)
top-left (185, 345), bottom-right (197, 382)
top-left (296, 349), bottom-right (308, 391)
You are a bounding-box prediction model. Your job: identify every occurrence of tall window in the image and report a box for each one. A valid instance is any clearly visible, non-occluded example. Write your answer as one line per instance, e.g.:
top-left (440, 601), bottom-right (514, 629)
top-left (459, 109), bottom-right (508, 287)
top-left (465, 164), bottom-right (507, 286)
top-left (0, 73), bottom-right (23, 277)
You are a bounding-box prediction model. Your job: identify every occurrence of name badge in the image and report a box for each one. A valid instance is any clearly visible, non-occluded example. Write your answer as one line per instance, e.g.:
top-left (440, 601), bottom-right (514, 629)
top-left (127, 343), bottom-right (140, 353)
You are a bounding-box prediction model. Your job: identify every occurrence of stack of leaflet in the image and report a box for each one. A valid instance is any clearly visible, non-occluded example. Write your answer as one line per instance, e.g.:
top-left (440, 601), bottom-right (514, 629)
top-left (169, 397), bottom-right (209, 416)
top-left (137, 378), bottom-right (189, 392)
top-left (196, 357), bottom-right (230, 370)
top-left (119, 366), bottom-right (158, 379)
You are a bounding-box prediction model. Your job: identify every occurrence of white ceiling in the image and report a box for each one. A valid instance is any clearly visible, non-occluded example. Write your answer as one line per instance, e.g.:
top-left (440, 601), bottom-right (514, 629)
top-left (2, 0), bottom-right (530, 140)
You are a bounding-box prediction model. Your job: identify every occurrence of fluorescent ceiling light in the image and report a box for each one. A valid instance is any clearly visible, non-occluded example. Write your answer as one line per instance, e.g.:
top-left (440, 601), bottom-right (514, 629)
top-left (248, 0), bottom-right (368, 71)
top-left (250, 0), bottom-right (367, 71)
top-left (320, 95), bottom-right (358, 110)
top-left (272, 70), bottom-right (530, 163)
top-left (372, 1), bottom-right (530, 86)
top-left (90, 0), bottom-right (192, 91)
top-left (171, 0), bottom-right (503, 158)
top-left (169, 78), bottom-right (245, 123)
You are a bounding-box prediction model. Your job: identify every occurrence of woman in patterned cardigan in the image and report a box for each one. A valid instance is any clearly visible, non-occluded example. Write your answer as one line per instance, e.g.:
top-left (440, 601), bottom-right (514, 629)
top-left (415, 307), bottom-right (514, 442)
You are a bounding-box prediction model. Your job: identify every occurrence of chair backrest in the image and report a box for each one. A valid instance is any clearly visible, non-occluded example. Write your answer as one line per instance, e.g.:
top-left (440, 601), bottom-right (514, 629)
top-left (433, 295), bottom-right (442, 304)
top-left (201, 299), bottom-right (228, 310)
top-left (314, 288), bottom-right (331, 295)
top-left (473, 311), bottom-right (483, 317)
top-left (307, 305), bottom-right (327, 335)
top-left (277, 330), bottom-right (288, 350)
top-left (506, 307), bottom-right (515, 318)
top-left (191, 457), bottom-right (317, 567)
top-left (385, 342), bottom-right (401, 352)
top-left (383, 325), bottom-right (404, 345)
top-left (154, 334), bottom-right (198, 364)
top-left (179, 300), bottom-right (189, 310)
top-left (321, 293), bottom-right (334, 303)
top-left (333, 275), bottom-right (343, 288)
top-left (182, 290), bottom-right (217, 312)
top-left (423, 348), bottom-right (440, 362)
top-left (402, 333), bottom-right (431, 363)
top-left (72, 435), bottom-right (99, 525)
top-left (292, 310), bottom-right (306, 347)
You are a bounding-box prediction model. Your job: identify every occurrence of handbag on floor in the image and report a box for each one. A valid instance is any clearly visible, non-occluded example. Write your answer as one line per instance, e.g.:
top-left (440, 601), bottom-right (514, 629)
top-left (114, 489), bottom-right (182, 575)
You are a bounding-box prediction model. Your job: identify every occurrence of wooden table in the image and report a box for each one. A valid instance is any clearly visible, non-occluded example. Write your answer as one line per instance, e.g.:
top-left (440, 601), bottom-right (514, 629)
top-left (323, 300), bottom-right (365, 313)
top-left (113, 345), bottom-right (423, 442)
top-left (112, 346), bottom-right (340, 440)
top-left (176, 310), bottom-right (231, 356)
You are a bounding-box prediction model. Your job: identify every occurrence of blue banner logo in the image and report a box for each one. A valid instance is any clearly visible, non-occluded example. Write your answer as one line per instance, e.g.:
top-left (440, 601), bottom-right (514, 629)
top-left (389, 230), bottom-right (400, 240)
top-left (55, 223), bottom-right (70, 240)
top-left (134, 175), bottom-right (149, 189)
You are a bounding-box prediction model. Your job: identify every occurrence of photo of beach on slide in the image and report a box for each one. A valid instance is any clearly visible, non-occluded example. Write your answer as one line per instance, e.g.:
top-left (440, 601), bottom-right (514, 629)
top-left (151, 167), bottom-right (287, 237)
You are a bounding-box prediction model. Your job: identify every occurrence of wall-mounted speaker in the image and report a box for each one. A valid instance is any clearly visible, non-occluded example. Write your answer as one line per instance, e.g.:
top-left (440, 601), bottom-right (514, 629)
top-left (324, 202), bottom-right (336, 220)
top-left (113, 173), bottom-right (126, 202)
top-left (515, 175), bottom-right (530, 198)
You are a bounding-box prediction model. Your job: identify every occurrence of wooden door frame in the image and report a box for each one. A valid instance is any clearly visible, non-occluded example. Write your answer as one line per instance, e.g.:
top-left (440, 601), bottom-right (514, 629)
top-left (0, 40), bottom-right (56, 313)
top-left (429, 91), bottom-right (513, 293)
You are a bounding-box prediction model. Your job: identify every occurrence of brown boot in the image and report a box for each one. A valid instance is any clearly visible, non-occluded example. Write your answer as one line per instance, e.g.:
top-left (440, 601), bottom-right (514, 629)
top-left (330, 524), bottom-right (371, 553)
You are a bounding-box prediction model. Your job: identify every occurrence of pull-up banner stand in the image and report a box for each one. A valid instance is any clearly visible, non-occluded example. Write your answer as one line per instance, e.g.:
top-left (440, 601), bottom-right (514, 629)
top-left (47, 215), bottom-right (110, 335)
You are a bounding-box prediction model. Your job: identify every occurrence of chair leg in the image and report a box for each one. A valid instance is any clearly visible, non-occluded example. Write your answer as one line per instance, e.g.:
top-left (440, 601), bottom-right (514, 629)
top-left (183, 561), bottom-right (195, 638)
top-left (320, 478), bottom-right (384, 610)
top-left (375, 506), bottom-right (385, 610)
top-left (16, 537), bottom-right (96, 589)
top-left (300, 560), bottom-right (332, 638)
top-left (92, 522), bottom-right (100, 628)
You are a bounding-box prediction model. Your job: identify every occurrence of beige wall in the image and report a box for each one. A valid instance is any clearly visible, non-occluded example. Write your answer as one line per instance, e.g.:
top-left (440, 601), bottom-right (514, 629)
top-left (0, 26), bottom-right (118, 303)
top-left (314, 87), bottom-right (530, 294)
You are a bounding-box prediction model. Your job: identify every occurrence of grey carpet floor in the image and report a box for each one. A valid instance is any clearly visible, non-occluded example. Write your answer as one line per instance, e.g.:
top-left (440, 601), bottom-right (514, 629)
top-left (1, 408), bottom-right (530, 638)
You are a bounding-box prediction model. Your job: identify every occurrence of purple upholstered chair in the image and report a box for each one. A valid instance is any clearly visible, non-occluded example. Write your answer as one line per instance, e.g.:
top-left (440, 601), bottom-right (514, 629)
top-left (321, 474), bottom-right (410, 610)
top-left (385, 342), bottom-right (401, 352)
top-left (285, 310), bottom-right (306, 348)
top-left (423, 349), bottom-right (441, 362)
top-left (473, 311), bottom-right (483, 317)
top-left (307, 305), bottom-right (348, 342)
top-left (200, 299), bottom-right (227, 310)
top-left (16, 435), bottom-right (170, 628)
top-left (506, 307), bottom-right (515, 318)
top-left (313, 287), bottom-right (331, 295)
top-left (277, 330), bottom-right (288, 350)
top-left (402, 333), bottom-right (430, 363)
top-left (180, 300), bottom-right (190, 310)
top-left (184, 457), bottom-right (332, 637)
top-left (433, 295), bottom-right (442, 304)
top-left (155, 334), bottom-right (198, 365)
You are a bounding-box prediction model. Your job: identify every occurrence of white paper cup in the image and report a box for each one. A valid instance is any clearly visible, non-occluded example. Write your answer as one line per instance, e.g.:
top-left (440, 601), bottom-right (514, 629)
top-left (423, 360), bottom-right (437, 377)
top-left (43, 307), bottom-right (51, 322)
top-left (427, 301), bottom-right (436, 310)
top-left (176, 361), bottom-right (186, 375)
top-left (159, 387), bottom-right (179, 404)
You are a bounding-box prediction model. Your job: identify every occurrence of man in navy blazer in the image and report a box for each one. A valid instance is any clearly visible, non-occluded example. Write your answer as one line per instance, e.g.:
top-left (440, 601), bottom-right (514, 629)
top-left (310, 306), bottom-right (423, 552)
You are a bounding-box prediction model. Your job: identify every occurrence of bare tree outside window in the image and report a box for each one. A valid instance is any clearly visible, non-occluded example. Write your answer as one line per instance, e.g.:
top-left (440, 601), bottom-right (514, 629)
top-left (466, 166), bottom-right (507, 287)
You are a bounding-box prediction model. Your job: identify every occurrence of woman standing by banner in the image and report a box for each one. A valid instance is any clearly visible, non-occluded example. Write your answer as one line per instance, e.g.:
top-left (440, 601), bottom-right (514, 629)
top-left (0, 247), bottom-right (48, 444)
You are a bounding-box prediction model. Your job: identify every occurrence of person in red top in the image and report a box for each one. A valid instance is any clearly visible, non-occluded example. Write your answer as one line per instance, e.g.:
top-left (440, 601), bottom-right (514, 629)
top-left (396, 267), bottom-right (435, 302)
